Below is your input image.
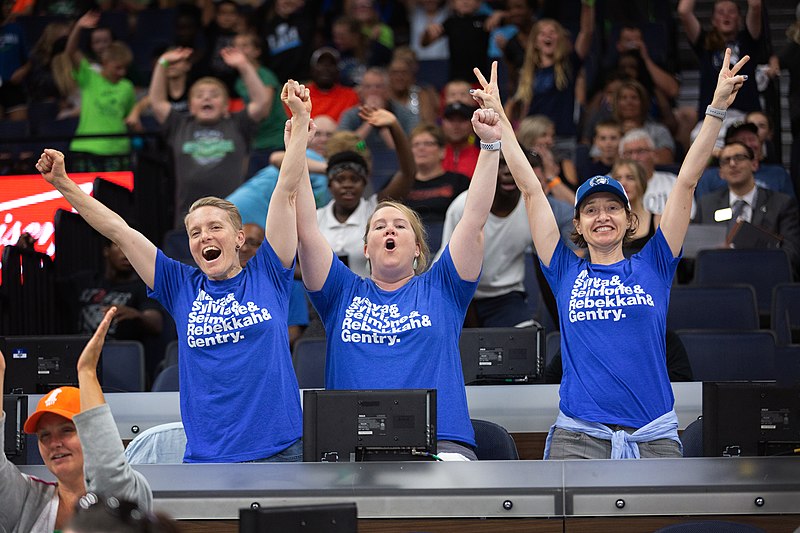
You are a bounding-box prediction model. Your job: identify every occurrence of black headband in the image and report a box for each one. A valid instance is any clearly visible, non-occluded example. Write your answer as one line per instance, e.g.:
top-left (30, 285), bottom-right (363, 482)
top-left (328, 161), bottom-right (368, 181)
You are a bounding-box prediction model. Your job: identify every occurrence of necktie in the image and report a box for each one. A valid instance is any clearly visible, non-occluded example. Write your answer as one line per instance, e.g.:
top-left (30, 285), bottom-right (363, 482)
top-left (729, 199), bottom-right (746, 231)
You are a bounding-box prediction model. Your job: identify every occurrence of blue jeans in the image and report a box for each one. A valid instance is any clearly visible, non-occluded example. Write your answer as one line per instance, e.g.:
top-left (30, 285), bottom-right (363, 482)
top-left (247, 439), bottom-right (303, 463)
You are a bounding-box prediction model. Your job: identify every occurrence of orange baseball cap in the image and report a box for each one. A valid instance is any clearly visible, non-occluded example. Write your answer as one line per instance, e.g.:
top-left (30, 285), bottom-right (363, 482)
top-left (23, 387), bottom-right (81, 434)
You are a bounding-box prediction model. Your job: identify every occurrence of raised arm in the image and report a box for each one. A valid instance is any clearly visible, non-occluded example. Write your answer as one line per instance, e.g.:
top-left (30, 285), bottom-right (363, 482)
top-left (296, 154), bottom-right (334, 291)
top-left (35, 150), bottom-right (157, 288)
top-left (574, 0), bottom-right (595, 60)
top-left (660, 48), bottom-right (748, 255)
top-left (636, 38), bottom-right (680, 100)
top-left (745, 0), bottom-right (762, 40)
top-left (77, 307), bottom-right (116, 410)
top-left (677, 0), bottom-right (702, 46)
top-left (75, 305), bottom-right (153, 510)
top-left (150, 47), bottom-right (193, 124)
top-left (221, 47), bottom-right (269, 122)
top-left (420, 22), bottom-right (445, 47)
top-left (266, 81), bottom-right (312, 267)
top-left (65, 11), bottom-right (98, 68)
top-left (361, 107), bottom-right (416, 201)
top-left (474, 62), bottom-right (562, 267)
top-left (447, 108), bottom-right (501, 281)
top-left (0, 349), bottom-right (29, 530)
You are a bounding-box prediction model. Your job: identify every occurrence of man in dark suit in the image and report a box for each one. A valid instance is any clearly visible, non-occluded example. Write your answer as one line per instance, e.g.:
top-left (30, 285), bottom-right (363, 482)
top-left (694, 141), bottom-right (800, 274)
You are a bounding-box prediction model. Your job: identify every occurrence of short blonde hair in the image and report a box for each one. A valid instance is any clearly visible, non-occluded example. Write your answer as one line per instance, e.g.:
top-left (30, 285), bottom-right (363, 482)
top-left (101, 41), bottom-right (133, 67)
top-left (189, 77), bottom-right (230, 102)
top-left (184, 196), bottom-right (243, 231)
top-left (365, 201), bottom-right (429, 275)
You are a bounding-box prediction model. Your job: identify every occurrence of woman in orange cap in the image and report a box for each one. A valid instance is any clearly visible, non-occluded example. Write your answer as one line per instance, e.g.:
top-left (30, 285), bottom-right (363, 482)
top-left (1, 307), bottom-right (152, 532)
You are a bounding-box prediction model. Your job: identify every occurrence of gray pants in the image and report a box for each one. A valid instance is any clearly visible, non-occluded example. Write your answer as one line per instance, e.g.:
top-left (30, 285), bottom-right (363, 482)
top-left (547, 427), bottom-right (682, 460)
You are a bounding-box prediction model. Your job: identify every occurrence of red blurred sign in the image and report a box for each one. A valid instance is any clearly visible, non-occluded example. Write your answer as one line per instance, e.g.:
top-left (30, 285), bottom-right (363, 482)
top-left (0, 172), bottom-right (134, 276)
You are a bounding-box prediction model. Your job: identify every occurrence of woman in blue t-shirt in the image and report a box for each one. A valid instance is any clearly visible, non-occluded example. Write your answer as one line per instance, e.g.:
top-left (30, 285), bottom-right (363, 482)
top-left (33, 80), bottom-right (314, 463)
top-left (295, 65), bottom-right (505, 461)
top-left (475, 49), bottom-right (749, 459)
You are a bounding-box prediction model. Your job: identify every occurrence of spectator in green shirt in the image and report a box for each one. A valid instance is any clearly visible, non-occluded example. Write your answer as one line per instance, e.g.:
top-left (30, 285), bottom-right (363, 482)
top-left (65, 11), bottom-right (136, 172)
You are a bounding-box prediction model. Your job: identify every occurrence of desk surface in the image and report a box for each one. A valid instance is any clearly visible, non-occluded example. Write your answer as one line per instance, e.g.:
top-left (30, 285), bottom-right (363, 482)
top-left (18, 457), bottom-right (800, 520)
top-left (26, 383), bottom-right (702, 439)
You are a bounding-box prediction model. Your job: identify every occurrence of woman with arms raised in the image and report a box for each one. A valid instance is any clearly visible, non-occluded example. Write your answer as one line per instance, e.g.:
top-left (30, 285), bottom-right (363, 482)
top-left (473, 51), bottom-right (748, 459)
top-left (295, 68), bottom-right (504, 460)
top-left (32, 80), bottom-right (314, 463)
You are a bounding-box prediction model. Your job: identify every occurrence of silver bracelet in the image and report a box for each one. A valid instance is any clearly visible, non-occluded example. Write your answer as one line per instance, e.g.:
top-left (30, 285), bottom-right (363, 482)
top-left (480, 140), bottom-right (501, 151)
top-left (705, 105), bottom-right (726, 120)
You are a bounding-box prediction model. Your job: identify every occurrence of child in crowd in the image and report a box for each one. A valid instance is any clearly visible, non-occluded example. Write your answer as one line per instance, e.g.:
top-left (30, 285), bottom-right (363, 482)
top-left (580, 118), bottom-right (622, 180)
top-left (65, 10), bottom-right (136, 172)
top-left (147, 45), bottom-right (269, 227)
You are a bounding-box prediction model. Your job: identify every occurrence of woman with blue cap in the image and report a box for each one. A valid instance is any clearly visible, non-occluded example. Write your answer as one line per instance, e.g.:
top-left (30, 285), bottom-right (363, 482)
top-left (471, 49), bottom-right (749, 459)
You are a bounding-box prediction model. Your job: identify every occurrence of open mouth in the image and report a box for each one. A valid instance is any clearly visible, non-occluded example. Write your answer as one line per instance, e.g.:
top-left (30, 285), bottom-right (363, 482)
top-left (202, 246), bottom-right (222, 261)
top-left (51, 453), bottom-right (70, 461)
top-left (385, 239), bottom-right (396, 250)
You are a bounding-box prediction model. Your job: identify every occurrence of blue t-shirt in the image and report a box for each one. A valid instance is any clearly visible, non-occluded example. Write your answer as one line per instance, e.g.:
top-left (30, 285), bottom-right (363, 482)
top-left (308, 246), bottom-right (478, 446)
top-left (148, 240), bottom-right (301, 462)
top-left (541, 229), bottom-right (679, 428)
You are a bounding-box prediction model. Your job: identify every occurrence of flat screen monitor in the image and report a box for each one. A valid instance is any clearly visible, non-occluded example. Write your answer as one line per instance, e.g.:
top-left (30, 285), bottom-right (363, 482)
top-left (3, 394), bottom-right (27, 462)
top-left (303, 389), bottom-right (436, 462)
top-left (1, 335), bottom-right (94, 394)
top-left (459, 326), bottom-right (545, 385)
top-left (703, 381), bottom-right (800, 457)
top-left (239, 503), bottom-right (357, 533)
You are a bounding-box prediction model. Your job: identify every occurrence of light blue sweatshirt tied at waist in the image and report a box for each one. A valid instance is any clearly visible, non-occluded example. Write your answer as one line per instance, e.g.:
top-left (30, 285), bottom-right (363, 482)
top-left (544, 410), bottom-right (682, 459)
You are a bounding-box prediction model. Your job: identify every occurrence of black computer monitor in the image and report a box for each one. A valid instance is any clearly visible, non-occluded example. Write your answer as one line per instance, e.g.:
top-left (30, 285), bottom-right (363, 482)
top-left (1, 335), bottom-right (93, 394)
top-left (458, 326), bottom-right (545, 385)
top-left (239, 503), bottom-right (357, 533)
top-left (702, 381), bottom-right (800, 457)
top-left (303, 389), bottom-right (436, 462)
top-left (3, 394), bottom-right (27, 464)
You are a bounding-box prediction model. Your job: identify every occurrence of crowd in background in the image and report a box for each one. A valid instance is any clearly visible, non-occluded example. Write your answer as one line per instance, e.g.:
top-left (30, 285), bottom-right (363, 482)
top-left (2, 0), bottom-right (800, 384)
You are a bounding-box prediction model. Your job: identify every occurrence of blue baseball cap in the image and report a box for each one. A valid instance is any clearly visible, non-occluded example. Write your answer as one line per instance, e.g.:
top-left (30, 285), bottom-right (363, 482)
top-left (574, 175), bottom-right (631, 214)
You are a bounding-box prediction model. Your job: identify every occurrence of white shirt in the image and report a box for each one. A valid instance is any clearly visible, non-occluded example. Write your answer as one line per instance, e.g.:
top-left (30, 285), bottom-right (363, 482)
top-left (436, 191), bottom-right (532, 299)
top-left (643, 170), bottom-right (698, 219)
top-left (316, 195), bottom-right (378, 279)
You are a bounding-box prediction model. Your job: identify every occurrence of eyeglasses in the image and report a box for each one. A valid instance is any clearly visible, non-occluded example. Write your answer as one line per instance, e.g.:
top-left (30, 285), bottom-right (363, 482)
top-left (719, 153), bottom-right (752, 166)
top-left (621, 147), bottom-right (652, 157)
